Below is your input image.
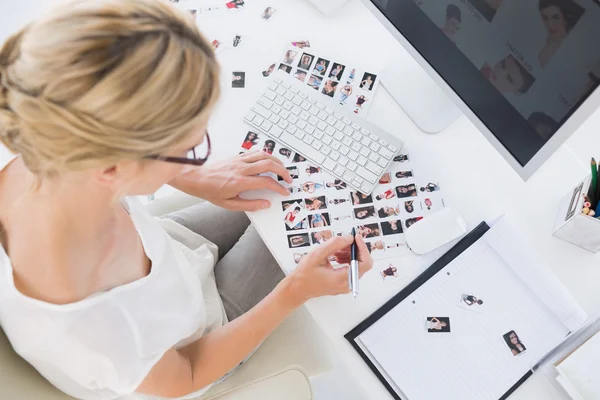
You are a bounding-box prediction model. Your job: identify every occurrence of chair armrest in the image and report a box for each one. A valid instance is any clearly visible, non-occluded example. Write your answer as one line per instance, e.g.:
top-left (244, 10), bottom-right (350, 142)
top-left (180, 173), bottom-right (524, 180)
top-left (200, 367), bottom-right (312, 400)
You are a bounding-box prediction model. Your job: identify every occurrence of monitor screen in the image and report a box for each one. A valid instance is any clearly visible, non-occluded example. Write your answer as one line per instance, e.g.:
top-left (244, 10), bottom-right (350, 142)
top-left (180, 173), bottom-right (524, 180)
top-left (370, 0), bottom-right (600, 166)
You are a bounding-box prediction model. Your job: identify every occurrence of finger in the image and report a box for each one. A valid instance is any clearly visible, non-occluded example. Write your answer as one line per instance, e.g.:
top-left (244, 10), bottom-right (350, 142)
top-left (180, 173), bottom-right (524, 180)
top-left (223, 197), bottom-right (270, 212)
top-left (241, 150), bottom-right (284, 166)
top-left (240, 176), bottom-right (291, 196)
top-left (245, 159), bottom-right (292, 183)
top-left (326, 265), bottom-right (352, 295)
top-left (354, 233), bottom-right (370, 261)
top-left (311, 234), bottom-right (354, 260)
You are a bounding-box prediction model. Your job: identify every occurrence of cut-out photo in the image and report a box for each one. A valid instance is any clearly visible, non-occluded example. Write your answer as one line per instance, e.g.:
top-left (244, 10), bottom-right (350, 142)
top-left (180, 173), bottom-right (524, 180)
top-left (457, 293), bottom-right (485, 313)
top-left (292, 153), bottom-right (307, 163)
top-left (288, 233), bottom-right (310, 248)
top-left (297, 181), bottom-right (325, 194)
top-left (283, 201), bottom-right (307, 229)
top-left (226, 0), bottom-right (245, 10)
top-left (352, 191), bottom-right (373, 205)
top-left (380, 263), bottom-right (399, 280)
top-left (285, 217), bottom-right (308, 231)
top-left (326, 179), bottom-right (347, 190)
top-left (365, 240), bottom-right (385, 253)
top-left (263, 139), bottom-right (276, 155)
top-left (405, 217), bottom-right (423, 229)
top-left (297, 53), bottom-right (314, 70)
top-left (358, 223), bottom-right (381, 238)
top-left (426, 317), bottom-right (451, 333)
top-left (309, 213), bottom-right (330, 228)
top-left (262, 63), bottom-right (276, 77)
top-left (261, 6), bottom-right (277, 20)
top-left (232, 72), bottom-right (245, 88)
top-left (378, 205), bottom-right (400, 218)
top-left (305, 196), bottom-right (327, 211)
top-left (328, 196), bottom-right (350, 205)
top-left (393, 154), bottom-right (410, 162)
top-left (282, 199), bottom-right (305, 211)
top-left (278, 63), bottom-right (292, 74)
top-left (338, 84), bottom-right (353, 103)
top-left (278, 147), bottom-right (293, 159)
top-left (359, 72), bottom-right (377, 91)
top-left (381, 220), bottom-right (403, 235)
top-left (293, 69), bottom-right (308, 82)
top-left (420, 182), bottom-right (440, 192)
top-left (291, 40), bottom-right (311, 49)
top-left (404, 200), bottom-right (415, 213)
top-left (311, 230), bottom-right (334, 245)
top-left (354, 206), bottom-right (376, 220)
top-left (503, 330), bottom-right (526, 356)
top-left (328, 62), bottom-right (346, 80)
top-left (332, 214), bottom-right (353, 221)
top-left (283, 50), bottom-right (298, 65)
top-left (278, 165), bottom-right (298, 180)
top-left (312, 57), bottom-right (330, 76)
top-left (321, 79), bottom-right (338, 98)
top-left (307, 74), bottom-right (323, 90)
top-left (241, 131), bottom-right (260, 150)
top-left (395, 170), bottom-right (413, 179)
top-left (379, 173), bottom-right (392, 184)
top-left (375, 188), bottom-right (395, 201)
top-left (305, 165), bottom-right (322, 176)
top-left (293, 252), bottom-right (308, 264)
top-left (396, 184), bottom-right (418, 198)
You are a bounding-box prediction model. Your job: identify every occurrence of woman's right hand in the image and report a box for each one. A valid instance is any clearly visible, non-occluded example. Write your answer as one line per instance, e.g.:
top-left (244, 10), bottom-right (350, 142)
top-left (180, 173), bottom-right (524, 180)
top-left (287, 234), bottom-right (373, 305)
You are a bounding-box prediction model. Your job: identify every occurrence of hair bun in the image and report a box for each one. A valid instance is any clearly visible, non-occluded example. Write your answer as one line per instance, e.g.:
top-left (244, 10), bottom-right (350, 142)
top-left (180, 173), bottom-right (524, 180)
top-left (0, 78), bottom-right (21, 153)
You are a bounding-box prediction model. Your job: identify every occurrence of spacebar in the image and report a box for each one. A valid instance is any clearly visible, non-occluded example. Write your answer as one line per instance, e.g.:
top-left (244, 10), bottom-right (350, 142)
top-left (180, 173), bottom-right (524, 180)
top-left (279, 132), bottom-right (326, 164)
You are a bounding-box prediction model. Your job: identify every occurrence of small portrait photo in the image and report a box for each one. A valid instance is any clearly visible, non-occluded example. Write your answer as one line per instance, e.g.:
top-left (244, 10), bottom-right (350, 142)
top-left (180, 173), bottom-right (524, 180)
top-left (393, 154), bottom-right (410, 162)
top-left (420, 182), bottom-right (440, 192)
top-left (440, 4), bottom-right (461, 44)
top-left (347, 68), bottom-right (356, 82)
top-left (232, 34), bottom-right (243, 49)
top-left (292, 153), bottom-right (307, 163)
top-left (405, 217), bottom-right (423, 229)
top-left (503, 330), bottom-right (526, 356)
top-left (285, 217), bottom-right (308, 231)
top-left (291, 40), bottom-right (311, 49)
top-left (381, 264), bottom-right (399, 280)
top-left (262, 63), bottom-right (276, 77)
top-left (283, 50), bottom-right (298, 65)
top-left (311, 230), bottom-right (334, 245)
top-left (288, 233), bottom-right (310, 248)
top-left (278, 63), bottom-right (292, 74)
top-left (211, 39), bottom-right (223, 54)
top-left (283, 201), bottom-right (307, 229)
top-left (305, 165), bottom-right (322, 176)
top-left (312, 57), bottom-right (330, 76)
top-left (467, 0), bottom-right (505, 22)
top-left (375, 188), bottom-right (395, 201)
top-left (457, 293), bottom-right (485, 312)
top-left (480, 55), bottom-right (534, 95)
top-left (358, 223), bottom-right (381, 238)
top-left (422, 198), bottom-right (444, 212)
top-left (395, 170), bottom-right (413, 179)
top-left (301, 181), bottom-right (325, 193)
top-left (305, 196), bottom-right (327, 211)
top-left (298, 53), bottom-right (315, 70)
top-left (326, 179), bottom-right (347, 190)
top-left (360, 72), bottom-right (377, 91)
top-left (263, 139), bottom-right (276, 155)
top-left (404, 200), bottom-right (415, 213)
top-left (381, 220), bottom-right (403, 236)
top-left (241, 131), bottom-right (260, 150)
top-left (226, 0), bottom-right (245, 10)
top-left (282, 198), bottom-right (305, 211)
top-left (232, 72), bottom-right (246, 88)
top-left (328, 196), bottom-right (350, 206)
top-left (277, 165), bottom-right (298, 180)
top-left (352, 191), bottom-right (373, 205)
top-left (338, 84), bottom-right (353, 104)
top-left (396, 184), bottom-right (418, 198)
top-left (365, 240), bottom-right (385, 254)
top-left (378, 205), bottom-right (400, 218)
top-left (293, 252), bottom-right (308, 264)
top-left (426, 317), bottom-right (451, 333)
top-left (355, 94), bottom-right (369, 108)
top-left (379, 172), bottom-right (392, 185)
top-left (309, 213), bottom-right (330, 228)
top-left (354, 206), bottom-right (376, 220)
top-left (328, 62), bottom-right (346, 80)
top-left (278, 147), bottom-right (293, 159)
top-left (307, 74), bottom-right (323, 90)
top-left (293, 69), bottom-right (308, 83)
top-left (261, 6), bottom-right (277, 20)
top-left (321, 80), bottom-right (338, 98)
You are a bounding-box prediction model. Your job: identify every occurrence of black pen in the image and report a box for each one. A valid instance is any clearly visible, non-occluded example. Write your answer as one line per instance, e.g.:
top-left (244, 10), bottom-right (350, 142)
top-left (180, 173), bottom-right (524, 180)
top-left (350, 227), bottom-right (359, 297)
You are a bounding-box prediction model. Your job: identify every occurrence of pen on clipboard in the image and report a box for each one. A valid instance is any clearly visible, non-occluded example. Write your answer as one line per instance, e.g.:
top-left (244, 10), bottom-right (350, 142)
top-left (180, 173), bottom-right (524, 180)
top-left (350, 227), bottom-right (359, 298)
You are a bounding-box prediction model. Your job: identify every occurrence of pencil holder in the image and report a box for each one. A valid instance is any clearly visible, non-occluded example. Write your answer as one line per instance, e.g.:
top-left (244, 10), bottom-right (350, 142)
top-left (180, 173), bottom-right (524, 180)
top-left (553, 175), bottom-right (600, 253)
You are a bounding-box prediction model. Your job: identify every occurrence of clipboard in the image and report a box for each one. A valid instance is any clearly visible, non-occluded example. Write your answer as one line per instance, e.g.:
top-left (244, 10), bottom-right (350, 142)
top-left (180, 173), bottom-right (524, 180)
top-left (344, 222), bottom-right (534, 400)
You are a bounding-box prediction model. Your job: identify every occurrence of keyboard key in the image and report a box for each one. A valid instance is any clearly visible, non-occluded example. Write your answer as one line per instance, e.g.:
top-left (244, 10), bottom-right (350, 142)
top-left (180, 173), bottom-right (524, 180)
top-left (312, 141), bottom-right (322, 150)
top-left (360, 128), bottom-right (369, 135)
top-left (280, 110), bottom-right (290, 119)
top-left (356, 166), bottom-right (378, 183)
top-left (330, 140), bottom-right (340, 151)
top-left (379, 147), bottom-right (394, 159)
top-left (314, 130), bottom-right (324, 140)
top-left (325, 126), bottom-right (336, 136)
top-left (334, 121), bottom-right (345, 131)
top-left (308, 116), bottom-right (319, 126)
top-left (297, 120), bottom-right (307, 130)
top-left (334, 112), bottom-right (343, 120)
top-left (359, 146), bottom-right (370, 157)
top-left (283, 101), bottom-right (293, 111)
top-left (326, 115), bottom-right (337, 125)
top-left (388, 144), bottom-right (398, 152)
top-left (343, 171), bottom-right (355, 182)
top-left (299, 110), bottom-right (310, 121)
top-left (268, 82), bottom-right (279, 91)
top-left (342, 137), bottom-right (353, 147)
top-left (343, 126), bottom-right (354, 136)
top-left (357, 155), bottom-right (368, 166)
top-left (269, 125), bottom-right (283, 137)
top-left (245, 111), bottom-right (257, 122)
top-left (264, 90), bottom-right (277, 101)
top-left (286, 125), bottom-right (297, 134)
top-left (276, 86), bottom-right (286, 96)
top-left (369, 133), bottom-right (378, 141)
top-left (318, 110), bottom-right (328, 120)
top-left (307, 97), bottom-right (316, 104)
top-left (323, 158), bottom-right (336, 171)
top-left (352, 179), bottom-right (363, 188)
top-left (361, 136), bottom-right (371, 146)
top-left (269, 114), bottom-right (280, 124)
top-left (292, 95), bottom-right (303, 106)
top-left (366, 161), bottom-right (383, 176)
top-left (325, 107), bottom-right (334, 115)
top-left (330, 151), bottom-right (340, 161)
top-left (303, 135), bottom-right (313, 145)
top-left (316, 102), bottom-right (325, 110)
top-left (298, 92), bottom-right (308, 99)
top-left (379, 139), bottom-right (387, 146)
top-left (274, 96), bottom-right (285, 105)
top-left (279, 132), bottom-right (326, 164)
top-left (290, 87), bottom-right (299, 94)
top-left (334, 165), bottom-right (345, 176)
top-left (348, 151), bottom-right (359, 161)
top-left (339, 145), bottom-right (350, 156)
top-left (289, 115), bottom-right (299, 124)
top-left (281, 82), bottom-right (291, 89)
top-left (252, 104), bottom-right (272, 119)
top-left (352, 122), bottom-right (360, 130)
top-left (354, 176), bottom-right (364, 185)
top-left (352, 131), bottom-right (362, 141)
top-left (317, 121), bottom-right (327, 130)
top-left (277, 120), bottom-right (289, 129)
top-left (320, 145), bottom-right (331, 156)
top-left (305, 125), bottom-right (315, 134)
top-left (338, 156), bottom-right (349, 166)
top-left (361, 182), bottom-right (373, 194)
top-left (369, 142), bottom-right (380, 152)
top-left (347, 161), bottom-right (358, 171)
top-left (377, 158), bottom-right (387, 168)
top-left (333, 131), bottom-right (344, 141)
top-left (271, 105), bottom-right (282, 114)
top-left (291, 106), bottom-right (302, 116)
top-left (253, 116), bottom-right (265, 126)
top-left (273, 77), bottom-right (283, 84)
top-left (343, 117), bottom-right (352, 125)
top-left (322, 135), bottom-right (332, 145)
top-left (309, 106), bottom-right (320, 115)
top-left (351, 142), bottom-right (361, 152)
top-left (369, 153), bottom-right (379, 163)
top-left (284, 92), bottom-right (295, 101)
top-left (301, 100), bottom-right (312, 110)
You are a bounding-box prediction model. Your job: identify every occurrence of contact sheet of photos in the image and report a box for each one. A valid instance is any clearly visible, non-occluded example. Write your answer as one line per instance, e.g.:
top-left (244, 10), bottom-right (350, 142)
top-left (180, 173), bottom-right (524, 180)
top-left (277, 47), bottom-right (380, 117)
top-left (239, 131), bottom-right (445, 276)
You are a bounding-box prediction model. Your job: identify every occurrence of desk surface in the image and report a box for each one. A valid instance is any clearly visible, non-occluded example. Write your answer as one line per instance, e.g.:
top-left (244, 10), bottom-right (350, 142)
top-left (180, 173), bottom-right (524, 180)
top-left (166, 1), bottom-right (600, 399)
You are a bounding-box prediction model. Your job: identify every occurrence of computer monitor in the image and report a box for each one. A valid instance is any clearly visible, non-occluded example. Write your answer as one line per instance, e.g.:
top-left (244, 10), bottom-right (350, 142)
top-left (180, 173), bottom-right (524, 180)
top-left (361, 0), bottom-right (600, 180)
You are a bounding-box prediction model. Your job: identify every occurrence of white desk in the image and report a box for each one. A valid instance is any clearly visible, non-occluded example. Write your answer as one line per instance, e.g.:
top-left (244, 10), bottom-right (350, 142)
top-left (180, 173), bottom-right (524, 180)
top-left (167, 1), bottom-right (600, 399)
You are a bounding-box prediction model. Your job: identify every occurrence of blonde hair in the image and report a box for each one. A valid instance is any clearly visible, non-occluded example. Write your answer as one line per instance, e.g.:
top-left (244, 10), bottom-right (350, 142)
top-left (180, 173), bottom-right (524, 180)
top-left (0, 0), bottom-right (220, 186)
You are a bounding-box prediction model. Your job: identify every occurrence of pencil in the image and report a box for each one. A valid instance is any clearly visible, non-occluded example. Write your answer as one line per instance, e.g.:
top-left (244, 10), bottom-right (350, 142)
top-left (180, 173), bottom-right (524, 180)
top-left (588, 158), bottom-right (597, 206)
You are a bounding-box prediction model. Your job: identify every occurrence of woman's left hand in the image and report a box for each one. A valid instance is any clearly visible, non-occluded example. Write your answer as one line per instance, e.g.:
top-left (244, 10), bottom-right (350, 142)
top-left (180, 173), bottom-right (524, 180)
top-left (169, 151), bottom-right (293, 211)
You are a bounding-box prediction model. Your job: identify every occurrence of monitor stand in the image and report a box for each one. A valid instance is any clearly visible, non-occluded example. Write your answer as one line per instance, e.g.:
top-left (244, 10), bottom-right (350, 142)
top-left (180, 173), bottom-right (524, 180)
top-left (381, 54), bottom-right (462, 134)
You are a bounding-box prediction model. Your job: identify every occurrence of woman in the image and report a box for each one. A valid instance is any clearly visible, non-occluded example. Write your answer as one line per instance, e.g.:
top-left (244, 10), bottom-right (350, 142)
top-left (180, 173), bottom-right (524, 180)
top-left (360, 75), bottom-right (374, 90)
top-left (381, 265), bottom-right (398, 279)
top-left (310, 213), bottom-right (328, 228)
top-left (339, 85), bottom-right (353, 103)
top-left (395, 170), bottom-right (413, 179)
top-left (538, 0), bottom-right (584, 68)
top-left (427, 317), bottom-right (447, 331)
top-left (379, 172), bottom-right (392, 184)
top-left (279, 147), bottom-right (292, 159)
top-left (381, 220), bottom-right (402, 235)
top-left (305, 197), bottom-right (325, 210)
top-left (241, 131), bottom-right (259, 150)
top-left (404, 201), bottom-right (415, 213)
top-left (261, 63), bottom-right (276, 77)
top-left (0, 2), bottom-right (373, 399)
top-left (305, 165), bottom-right (321, 175)
top-left (314, 59), bottom-right (327, 75)
top-left (326, 179), bottom-right (346, 190)
top-left (352, 192), bottom-right (372, 205)
top-left (298, 55), bottom-right (312, 70)
top-left (378, 206), bottom-right (399, 218)
top-left (406, 217), bottom-right (424, 228)
top-left (329, 64), bottom-right (342, 79)
top-left (462, 294), bottom-right (483, 306)
top-left (505, 331), bottom-right (526, 355)
top-left (420, 183), bottom-right (440, 192)
top-left (356, 95), bottom-right (368, 108)
top-left (375, 188), bottom-right (395, 201)
top-left (283, 50), bottom-right (297, 65)
top-left (263, 139), bottom-right (276, 154)
top-left (329, 198), bottom-right (349, 205)
top-left (365, 240), bottom-right (384, 253)
top-left (355, 207), bottom-right (375, 220)
top-left (321, 80), bottom-right (337, 97)
top-left (285, 206), bottom-right (302, 225)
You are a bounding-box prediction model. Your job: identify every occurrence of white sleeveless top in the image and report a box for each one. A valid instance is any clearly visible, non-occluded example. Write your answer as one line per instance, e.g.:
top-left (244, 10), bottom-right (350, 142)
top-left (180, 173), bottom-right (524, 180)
top-left (0, 152), bottom-right (228, 399)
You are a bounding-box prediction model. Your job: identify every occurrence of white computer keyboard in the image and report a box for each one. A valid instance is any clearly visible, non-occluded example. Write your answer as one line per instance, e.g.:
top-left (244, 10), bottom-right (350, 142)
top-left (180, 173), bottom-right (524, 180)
top-left (244, 70), bottom-right (404, 195)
